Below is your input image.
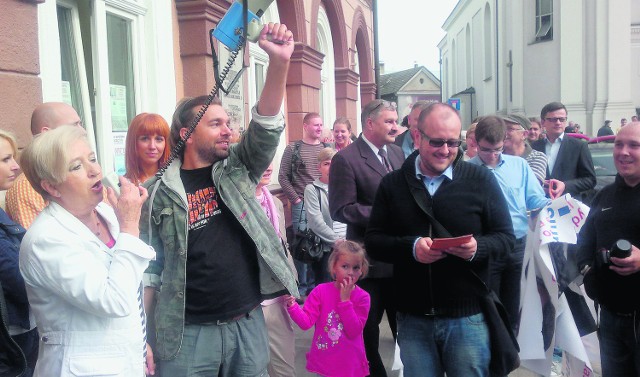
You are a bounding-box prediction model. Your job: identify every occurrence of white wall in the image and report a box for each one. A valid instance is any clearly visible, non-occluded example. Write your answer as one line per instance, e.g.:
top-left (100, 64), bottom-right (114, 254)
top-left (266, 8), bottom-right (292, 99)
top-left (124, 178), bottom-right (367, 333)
top-left (441, 0), bottom-right (637, 133)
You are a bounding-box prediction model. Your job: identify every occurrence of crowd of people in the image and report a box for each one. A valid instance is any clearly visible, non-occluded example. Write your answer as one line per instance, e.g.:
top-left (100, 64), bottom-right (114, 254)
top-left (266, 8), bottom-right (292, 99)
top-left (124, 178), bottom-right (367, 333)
top-left (1, 21), bottom-right (640, 377)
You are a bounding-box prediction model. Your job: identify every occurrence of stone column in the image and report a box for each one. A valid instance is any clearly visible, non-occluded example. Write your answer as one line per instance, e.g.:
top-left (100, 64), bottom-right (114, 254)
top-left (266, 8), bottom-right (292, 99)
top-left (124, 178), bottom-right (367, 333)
top-left (334, 67), bottom-right (360, 131)
top-left (175, 0), bottom-right (227, 97)
top-left (0, 0), bottom-right (43, 146)
top-left (285, 43), bottom-right (324, 141)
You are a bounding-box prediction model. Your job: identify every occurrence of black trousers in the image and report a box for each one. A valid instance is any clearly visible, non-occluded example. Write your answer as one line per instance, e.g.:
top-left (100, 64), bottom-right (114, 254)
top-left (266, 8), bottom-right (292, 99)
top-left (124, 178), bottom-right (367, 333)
top-left (358, 277), bottom-right (397, 377)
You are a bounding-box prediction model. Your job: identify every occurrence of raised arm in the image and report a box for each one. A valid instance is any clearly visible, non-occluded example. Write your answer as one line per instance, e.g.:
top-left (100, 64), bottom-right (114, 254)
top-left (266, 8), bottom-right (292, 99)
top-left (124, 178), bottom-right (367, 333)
top-left (256, 23), bottom-right (294, 116)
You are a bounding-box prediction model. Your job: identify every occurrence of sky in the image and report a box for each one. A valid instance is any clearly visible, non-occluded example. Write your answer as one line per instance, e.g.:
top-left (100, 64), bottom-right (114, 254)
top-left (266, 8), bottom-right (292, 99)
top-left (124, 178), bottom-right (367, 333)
top-left (377, 0), bottom-right (460, 76)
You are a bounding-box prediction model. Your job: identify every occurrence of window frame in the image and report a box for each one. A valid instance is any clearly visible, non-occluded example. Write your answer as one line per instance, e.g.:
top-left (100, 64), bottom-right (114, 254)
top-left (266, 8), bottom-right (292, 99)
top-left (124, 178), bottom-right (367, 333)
top-left (55, 1), bottom-right (98, 153)
top-left (316, 6), bottom-right (336, 134)
top-left (535, 0), bottom-right (553, 42)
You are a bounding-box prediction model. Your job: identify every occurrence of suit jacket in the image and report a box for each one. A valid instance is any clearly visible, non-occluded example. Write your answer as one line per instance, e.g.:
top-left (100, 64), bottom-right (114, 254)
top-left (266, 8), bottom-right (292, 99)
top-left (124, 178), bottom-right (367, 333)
top-left (531, 136), bottom-right (596, 197)
top-left (328, 136), bottom-right (404, 278)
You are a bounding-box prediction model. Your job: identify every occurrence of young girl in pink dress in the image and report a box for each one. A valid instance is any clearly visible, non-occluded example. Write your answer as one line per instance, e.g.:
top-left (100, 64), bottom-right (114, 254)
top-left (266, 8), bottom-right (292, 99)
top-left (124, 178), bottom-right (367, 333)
top-left (286, 240), bottom-right (371, 377)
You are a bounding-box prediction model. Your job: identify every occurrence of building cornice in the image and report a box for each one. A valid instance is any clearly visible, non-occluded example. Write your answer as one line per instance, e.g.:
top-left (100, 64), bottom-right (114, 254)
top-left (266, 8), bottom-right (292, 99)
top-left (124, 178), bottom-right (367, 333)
top-left (175, 0), bottom-right (227, 23)
top-left (290, 43), bottom-right (325, 71)
top-left (442, 0), bottom-right (471, 30)
top-left (335, 67), bottom-right (360, 85)
top-left (360, 81), bottom-right (377, 96)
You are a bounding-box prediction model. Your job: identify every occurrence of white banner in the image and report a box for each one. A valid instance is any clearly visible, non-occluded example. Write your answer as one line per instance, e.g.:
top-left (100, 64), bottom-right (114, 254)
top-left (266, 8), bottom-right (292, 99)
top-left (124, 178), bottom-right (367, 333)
top-left (518, 194), bottom-right (598, 377)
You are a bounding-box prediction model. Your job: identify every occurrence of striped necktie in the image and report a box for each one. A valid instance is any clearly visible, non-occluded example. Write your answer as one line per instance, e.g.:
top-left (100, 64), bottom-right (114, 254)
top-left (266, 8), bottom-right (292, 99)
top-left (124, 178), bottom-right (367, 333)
top-left (378, 148), bottom-right (392, 173)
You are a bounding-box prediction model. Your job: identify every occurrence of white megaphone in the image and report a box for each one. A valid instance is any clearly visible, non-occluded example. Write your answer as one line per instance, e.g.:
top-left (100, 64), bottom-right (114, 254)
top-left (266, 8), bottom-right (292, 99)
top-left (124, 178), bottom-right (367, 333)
top-left (212, 0), bottom-right (275, 51)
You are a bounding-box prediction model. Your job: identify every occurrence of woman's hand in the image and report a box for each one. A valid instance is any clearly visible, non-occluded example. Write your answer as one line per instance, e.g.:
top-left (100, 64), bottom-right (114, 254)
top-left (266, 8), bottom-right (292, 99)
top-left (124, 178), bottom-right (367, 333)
top-left (107, 176), bottom-right (148, 237)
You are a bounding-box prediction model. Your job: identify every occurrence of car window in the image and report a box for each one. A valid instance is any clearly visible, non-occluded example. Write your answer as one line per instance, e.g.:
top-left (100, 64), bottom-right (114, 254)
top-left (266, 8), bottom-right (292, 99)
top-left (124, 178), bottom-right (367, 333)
top-left (588, 144), bottom-right (616, 177)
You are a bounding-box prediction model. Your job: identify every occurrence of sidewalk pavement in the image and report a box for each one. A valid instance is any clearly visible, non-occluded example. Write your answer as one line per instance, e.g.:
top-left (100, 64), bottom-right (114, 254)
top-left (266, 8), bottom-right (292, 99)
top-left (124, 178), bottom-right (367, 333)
top-left (292, 313), bottom-right (602, 377)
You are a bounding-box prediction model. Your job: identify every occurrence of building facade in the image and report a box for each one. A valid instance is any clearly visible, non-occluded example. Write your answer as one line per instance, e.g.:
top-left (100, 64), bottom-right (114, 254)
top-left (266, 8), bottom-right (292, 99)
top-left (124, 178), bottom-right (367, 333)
top-left (1, 0), bottom-right (375, 180)
top-left (379, 65), bottom-right (441, 120)
top-left (439, 0), bottom-right (639, 135)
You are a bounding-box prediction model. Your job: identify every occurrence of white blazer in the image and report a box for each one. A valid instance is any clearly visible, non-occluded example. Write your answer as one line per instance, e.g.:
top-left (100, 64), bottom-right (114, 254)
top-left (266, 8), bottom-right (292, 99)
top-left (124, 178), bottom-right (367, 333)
top-left (19, 202), bottom-right (155, 377)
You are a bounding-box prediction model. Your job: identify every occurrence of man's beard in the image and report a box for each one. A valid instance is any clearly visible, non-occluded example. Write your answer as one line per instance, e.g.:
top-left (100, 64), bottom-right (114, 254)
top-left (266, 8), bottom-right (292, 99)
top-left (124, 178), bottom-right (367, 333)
top-left (196, 143), bottom-right (229, 164)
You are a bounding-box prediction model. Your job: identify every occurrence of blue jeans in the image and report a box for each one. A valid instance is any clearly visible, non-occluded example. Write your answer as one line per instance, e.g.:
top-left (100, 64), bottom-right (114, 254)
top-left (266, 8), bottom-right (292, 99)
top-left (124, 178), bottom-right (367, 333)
top-left (291, 201), bottom-right (314, 295)
top-left (397, 311), bottom-right (490, 377)
top-left (158, 307), bottom-right (269, 377)
top-left (599, 307), bottom-right (640, 377)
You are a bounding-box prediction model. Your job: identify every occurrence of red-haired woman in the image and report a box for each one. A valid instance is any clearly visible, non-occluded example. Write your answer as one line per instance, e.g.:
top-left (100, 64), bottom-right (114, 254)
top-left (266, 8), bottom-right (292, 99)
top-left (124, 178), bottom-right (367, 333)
top-left (124, 113), bottom-right (170, 185)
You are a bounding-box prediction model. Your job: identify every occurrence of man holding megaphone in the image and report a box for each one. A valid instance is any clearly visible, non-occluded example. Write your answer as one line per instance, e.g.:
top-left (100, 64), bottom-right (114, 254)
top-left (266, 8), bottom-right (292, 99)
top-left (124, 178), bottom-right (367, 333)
top-left (141, 21), bottom-right (297, 377)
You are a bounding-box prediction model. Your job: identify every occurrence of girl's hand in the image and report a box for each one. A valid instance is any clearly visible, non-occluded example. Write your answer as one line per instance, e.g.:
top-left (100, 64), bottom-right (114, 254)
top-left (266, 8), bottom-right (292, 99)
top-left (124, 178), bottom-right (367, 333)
top-left (339, 276), bottom-right (356, 302)
top-left (284, 295), bottom-right (296, 307)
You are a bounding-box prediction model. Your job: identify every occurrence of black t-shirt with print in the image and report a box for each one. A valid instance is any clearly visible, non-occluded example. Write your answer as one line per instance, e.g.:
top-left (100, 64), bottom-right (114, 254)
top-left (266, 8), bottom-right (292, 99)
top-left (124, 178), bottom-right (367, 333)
top-left (181, 166), bottom-right (261, 323)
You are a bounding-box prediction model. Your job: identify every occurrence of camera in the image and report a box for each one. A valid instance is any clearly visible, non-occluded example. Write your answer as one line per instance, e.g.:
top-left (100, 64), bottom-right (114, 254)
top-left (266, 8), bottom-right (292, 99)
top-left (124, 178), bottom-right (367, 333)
top-left (597, 239), bottom-right (632, 266)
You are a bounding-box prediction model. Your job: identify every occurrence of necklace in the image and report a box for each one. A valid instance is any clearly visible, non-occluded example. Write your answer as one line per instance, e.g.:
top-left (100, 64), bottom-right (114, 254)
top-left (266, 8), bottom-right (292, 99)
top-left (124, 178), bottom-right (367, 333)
top-left (93, 210), bottom-right (101, 237)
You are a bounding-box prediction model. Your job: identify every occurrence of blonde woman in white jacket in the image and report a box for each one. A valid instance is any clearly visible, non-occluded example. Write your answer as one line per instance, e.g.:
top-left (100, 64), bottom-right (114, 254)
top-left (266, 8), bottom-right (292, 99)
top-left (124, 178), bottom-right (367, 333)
top-left (18, 126), bottom-right (155, 377)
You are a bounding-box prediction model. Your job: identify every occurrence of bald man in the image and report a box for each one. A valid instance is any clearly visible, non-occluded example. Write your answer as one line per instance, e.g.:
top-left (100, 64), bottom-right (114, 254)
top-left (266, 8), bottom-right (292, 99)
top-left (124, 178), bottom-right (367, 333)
top-left (577, 122), bottom-right (640, 377)
top-left (6, 103), bottom-right (82, 228)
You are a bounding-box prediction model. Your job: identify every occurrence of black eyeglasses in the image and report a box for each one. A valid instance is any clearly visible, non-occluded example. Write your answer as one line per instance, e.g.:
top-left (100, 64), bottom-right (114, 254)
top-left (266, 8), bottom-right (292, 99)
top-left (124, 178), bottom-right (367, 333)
top-left (419, 130), bottom-right (462, 148)
top-left (545, 117), bottom-right (567, 123)
top-left (478, 145), bottom-right (504, 154)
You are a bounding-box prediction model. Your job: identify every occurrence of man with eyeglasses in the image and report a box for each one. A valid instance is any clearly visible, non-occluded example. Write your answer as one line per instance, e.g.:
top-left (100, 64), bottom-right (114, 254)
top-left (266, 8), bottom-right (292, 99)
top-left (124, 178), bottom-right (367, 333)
top-left (329, 99), bottom-right (404, 377)
top-left (468, 116), bottom-right (549, 334)
top-left (6, 102), bottom-right (85, 228)
top-left (531, 101), bottom-right (596, 200)
top-left (502, 114), bottom-right (548, 185)
top-left (365, 103), bottom-right (514, 377)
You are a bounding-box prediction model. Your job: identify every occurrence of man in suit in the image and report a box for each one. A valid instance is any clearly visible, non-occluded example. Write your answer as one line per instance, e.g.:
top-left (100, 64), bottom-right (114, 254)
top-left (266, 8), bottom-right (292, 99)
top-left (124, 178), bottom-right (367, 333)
top-left (531, 101), bottom-right (596, 200)
top-left (395, 101), bottom-right (432, 158)
top-left (329, 99), bottom-right (404, 376)
top-left (532, 102), bottom-right (597, 325)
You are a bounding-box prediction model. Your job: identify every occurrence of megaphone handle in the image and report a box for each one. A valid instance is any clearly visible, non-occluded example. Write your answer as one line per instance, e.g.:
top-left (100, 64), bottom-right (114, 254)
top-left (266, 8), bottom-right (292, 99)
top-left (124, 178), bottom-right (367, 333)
top-left (266, 33), bottom-right (286, 45)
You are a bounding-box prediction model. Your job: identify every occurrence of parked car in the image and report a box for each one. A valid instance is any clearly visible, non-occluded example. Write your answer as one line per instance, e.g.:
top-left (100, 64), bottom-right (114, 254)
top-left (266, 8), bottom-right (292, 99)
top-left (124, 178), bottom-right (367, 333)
top-left (582, 141), bottom-right (616, 205)
top-left (565, 132), bottom-right (591, 142)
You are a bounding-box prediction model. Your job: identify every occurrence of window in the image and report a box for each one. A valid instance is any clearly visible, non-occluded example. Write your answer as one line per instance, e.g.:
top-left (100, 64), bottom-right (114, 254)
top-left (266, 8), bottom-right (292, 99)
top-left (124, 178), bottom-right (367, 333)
top-left (484, 3), bottom-right (492, 80)
top-left (39, 0), bottom-right (176, 172)
top-left (254, 62), bottom-right (265, 100)
top-left (535, 0), bottom-right (553, 41)
top-left (106, 13), bottom-right (136, 132)
top-left (57, 6), bottom-right (86, 123)
top-left (317, 6), bottom-right (336, 132)
top-left (465, 24), bottom-right (472, 87)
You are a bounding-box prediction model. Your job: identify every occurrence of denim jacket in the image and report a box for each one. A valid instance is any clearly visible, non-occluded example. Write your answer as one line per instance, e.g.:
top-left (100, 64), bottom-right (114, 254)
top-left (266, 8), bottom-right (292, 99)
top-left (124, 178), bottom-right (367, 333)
top-left (0, 208), bottom-right (29, 330)
top-left (141, 105), bottom-right (299, 360)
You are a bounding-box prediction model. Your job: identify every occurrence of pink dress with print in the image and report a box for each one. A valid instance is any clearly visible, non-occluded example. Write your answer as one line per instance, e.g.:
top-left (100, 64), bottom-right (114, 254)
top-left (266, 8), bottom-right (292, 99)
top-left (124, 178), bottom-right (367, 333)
top-left (287, 282), bottom-right (370, 377)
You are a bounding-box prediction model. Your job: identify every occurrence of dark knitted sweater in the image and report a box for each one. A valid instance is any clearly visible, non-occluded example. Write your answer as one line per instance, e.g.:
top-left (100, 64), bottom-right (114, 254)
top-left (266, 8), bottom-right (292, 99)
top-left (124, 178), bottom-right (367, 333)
top-left (577, 175), bottom-right (640, 313)
top-left (365, 151), bottom-right (515, 317)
